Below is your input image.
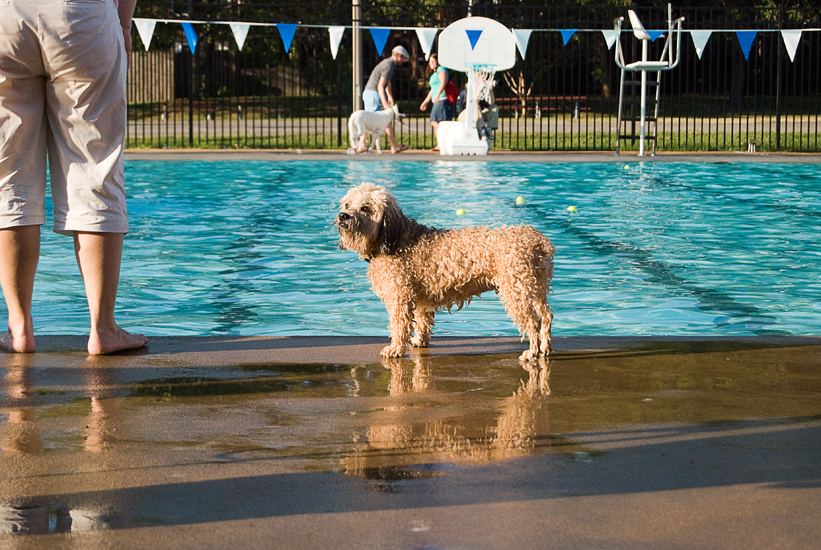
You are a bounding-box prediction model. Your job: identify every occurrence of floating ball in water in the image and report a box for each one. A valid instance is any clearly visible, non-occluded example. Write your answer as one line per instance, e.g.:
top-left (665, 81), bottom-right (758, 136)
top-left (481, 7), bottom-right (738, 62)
top-left (515, 196), bottom-right (525, 205)
top-left (567, 206), bottom-right (577, 212)
top-left (456, 209), bottom-right (466, 216)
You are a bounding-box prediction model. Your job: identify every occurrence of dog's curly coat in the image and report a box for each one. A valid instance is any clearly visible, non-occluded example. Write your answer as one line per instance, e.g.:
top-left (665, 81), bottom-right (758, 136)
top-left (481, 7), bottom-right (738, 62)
top-left (335, 182), bottom-right (555, 361)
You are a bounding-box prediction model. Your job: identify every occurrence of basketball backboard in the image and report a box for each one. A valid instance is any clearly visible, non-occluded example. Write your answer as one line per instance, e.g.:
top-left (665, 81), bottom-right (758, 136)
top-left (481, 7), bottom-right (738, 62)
top-left (438, 17), bottom-right (516, 72)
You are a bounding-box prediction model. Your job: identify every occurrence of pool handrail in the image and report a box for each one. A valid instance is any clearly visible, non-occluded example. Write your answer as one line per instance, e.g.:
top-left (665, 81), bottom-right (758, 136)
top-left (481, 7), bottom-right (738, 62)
top-left (613, 10), bottom-right (685, 72)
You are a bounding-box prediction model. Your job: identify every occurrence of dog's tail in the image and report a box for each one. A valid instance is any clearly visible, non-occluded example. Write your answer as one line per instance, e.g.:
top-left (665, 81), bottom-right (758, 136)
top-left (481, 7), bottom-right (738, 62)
top-left (519, 225), bottom-right (554, 260)
top-left (538, 234), bottom-right (555, 288)
top-left (536, 233), bottom-right (555, 259)
top-left (348, 116), bottom-right (356, 150)
top-left (529, 230), bottom-right (555, 282)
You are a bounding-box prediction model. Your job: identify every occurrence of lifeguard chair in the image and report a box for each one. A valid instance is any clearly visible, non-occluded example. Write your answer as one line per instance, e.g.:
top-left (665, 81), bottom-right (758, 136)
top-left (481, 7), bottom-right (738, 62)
top-left (614, 4), bottom-right (685, 156)
top-left (436, 17), bottom-right (516, 156)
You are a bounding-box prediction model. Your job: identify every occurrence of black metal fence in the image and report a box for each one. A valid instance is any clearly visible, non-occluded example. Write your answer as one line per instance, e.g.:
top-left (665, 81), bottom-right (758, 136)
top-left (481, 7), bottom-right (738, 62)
top-left (127, 2), bottom-right (821, 153)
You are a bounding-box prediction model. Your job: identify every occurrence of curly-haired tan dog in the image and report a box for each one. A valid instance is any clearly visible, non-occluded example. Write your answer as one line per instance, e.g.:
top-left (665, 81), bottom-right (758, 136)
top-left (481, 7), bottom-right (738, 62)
top-left (334, 182), bottom-right (555, 361)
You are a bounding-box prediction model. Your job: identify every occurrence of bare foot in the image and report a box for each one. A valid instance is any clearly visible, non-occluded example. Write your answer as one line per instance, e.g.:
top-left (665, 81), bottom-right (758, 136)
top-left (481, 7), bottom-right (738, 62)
top-left (88, 325), bottom-right (148, 355)
top-left (0, 328), bottom-right (35, 353)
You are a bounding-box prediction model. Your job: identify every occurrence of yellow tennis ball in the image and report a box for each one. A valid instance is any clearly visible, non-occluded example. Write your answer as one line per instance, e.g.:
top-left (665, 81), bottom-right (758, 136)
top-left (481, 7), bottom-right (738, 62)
top-left (567, 206), bottom-right (577, 212)
top-left (456, 209), bottom-right (466, 216)
top-left (515, 196), bottom-right (525, 205)
top-left (624, 165), bottom-right (630, 170)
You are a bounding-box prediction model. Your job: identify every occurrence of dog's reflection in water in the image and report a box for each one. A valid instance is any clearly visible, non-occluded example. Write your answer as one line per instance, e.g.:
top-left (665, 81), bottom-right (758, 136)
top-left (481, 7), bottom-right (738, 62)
top-left (381, 355), bottom-right (435, 395)
top-left (494, 359), bottom-right (551, 451)
top-left (342, 355), bottom-right (551, 476)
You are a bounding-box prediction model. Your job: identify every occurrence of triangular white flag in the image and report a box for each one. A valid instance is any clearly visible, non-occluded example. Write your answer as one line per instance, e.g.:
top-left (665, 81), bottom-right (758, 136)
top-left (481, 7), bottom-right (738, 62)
top-left (690, 30), bottom-right (712, 60)
top-left (415, 28), bottom-right (438, 60)
top-left (781, 30), bottom-right (802, 62)
top-left (329, 26), bottom-right (345, 60)
top-left (229, 23), bottom-right (250, 51)
top-left (601, 29), bottom-right (619, 50)
top-left (134, 19), bottom-right (156, 51)
top-left (512, 29), bottom-right (532, 59)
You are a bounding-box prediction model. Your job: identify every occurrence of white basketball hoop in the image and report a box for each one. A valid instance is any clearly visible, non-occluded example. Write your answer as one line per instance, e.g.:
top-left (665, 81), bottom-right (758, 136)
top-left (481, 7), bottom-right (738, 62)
top-left (467, 64), bottom-right (497, 104)
top-left (436, 17), bottom-right (515, 156)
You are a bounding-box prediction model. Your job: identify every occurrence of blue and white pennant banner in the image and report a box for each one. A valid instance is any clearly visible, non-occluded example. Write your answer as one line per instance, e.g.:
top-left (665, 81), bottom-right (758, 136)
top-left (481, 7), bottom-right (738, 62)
top-left (131, 19), bottom-right (818, 64)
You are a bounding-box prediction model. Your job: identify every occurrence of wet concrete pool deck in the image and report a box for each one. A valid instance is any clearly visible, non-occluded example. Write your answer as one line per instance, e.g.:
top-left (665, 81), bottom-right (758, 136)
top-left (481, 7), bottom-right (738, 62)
top-left (1, 335), bottom-right (820, 549)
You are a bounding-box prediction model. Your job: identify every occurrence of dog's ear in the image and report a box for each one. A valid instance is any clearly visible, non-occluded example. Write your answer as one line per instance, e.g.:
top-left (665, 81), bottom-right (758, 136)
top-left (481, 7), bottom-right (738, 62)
top-left (377, 200), bottom-right (407, 256)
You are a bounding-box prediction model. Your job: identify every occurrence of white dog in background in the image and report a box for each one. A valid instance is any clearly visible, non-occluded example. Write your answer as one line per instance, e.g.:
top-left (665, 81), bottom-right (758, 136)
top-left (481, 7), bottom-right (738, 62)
top-left (348, 104), bottom-right (405, 154)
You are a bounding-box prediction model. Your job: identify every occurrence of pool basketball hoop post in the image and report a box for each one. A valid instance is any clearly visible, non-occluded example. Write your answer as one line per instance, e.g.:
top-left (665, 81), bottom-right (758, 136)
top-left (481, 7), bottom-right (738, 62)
top-left (437, 17), bottom-right (516, 156)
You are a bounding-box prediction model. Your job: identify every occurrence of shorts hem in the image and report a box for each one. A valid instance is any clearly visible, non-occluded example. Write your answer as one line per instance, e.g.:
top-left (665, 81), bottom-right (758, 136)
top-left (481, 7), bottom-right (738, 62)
top-left (54, 220), bottom-right (129, 236)
top-left (430, 100), bottom-right (453, 123)
top-left (0, 217), bottom-right (46, 230)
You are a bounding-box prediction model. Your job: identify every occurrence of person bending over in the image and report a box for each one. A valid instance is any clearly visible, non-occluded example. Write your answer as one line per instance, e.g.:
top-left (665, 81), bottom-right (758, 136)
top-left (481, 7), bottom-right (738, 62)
top-left (359, 45), bottom-right (410, 154)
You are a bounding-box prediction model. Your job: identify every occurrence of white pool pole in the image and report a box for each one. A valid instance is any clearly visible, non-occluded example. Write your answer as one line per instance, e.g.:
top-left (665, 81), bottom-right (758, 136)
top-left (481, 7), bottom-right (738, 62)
top-left (639, 40), bottom-right (648, 157)
top-left (465, 69), bottom-right (477, 132)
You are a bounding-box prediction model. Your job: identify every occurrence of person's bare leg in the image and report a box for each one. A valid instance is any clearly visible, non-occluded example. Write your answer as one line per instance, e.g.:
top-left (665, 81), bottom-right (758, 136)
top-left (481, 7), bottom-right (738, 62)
top-left (386, 124), bottom-right (397, 152)
top-left (386, 124), bottom-right (405, 153)
top-left (0, 226), bottom-right (40, 353)
top-left (74, 232), bottom-right (147, 355)
top-left (358, 133), bottom-right (368, 153)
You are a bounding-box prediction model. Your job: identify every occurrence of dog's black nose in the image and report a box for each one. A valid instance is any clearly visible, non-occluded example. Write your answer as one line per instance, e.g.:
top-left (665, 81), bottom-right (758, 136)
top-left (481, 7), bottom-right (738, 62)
top-left (337, 212), bottom-right (353, 229)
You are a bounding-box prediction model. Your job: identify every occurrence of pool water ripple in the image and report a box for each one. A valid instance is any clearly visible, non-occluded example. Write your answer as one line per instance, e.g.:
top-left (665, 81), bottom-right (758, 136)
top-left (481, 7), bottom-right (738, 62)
top-left (19, 160), bottom-right (821, 338)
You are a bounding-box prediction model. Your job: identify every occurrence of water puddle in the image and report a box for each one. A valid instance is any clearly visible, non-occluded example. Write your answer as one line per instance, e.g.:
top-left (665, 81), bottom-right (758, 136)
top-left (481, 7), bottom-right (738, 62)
top-left (1, 340), bottom-right (820, 535)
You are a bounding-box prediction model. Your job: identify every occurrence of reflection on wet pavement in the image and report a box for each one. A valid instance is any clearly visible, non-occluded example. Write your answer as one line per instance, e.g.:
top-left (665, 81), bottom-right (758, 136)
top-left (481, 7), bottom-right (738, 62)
top-left (1, 340), bottom-right (820, 542)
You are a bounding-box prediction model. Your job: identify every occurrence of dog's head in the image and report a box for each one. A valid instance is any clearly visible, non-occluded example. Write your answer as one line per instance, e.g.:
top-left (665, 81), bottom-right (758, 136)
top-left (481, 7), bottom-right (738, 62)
top-left (391, 104), bottom-right (406, 126)
top-left (334, 182), bottom-right (407, 260)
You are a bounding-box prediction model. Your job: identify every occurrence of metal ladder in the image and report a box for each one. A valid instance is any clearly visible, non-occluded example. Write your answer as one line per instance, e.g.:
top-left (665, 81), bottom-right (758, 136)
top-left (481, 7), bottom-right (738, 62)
top-left (616, 68), bottom-right (662, 156)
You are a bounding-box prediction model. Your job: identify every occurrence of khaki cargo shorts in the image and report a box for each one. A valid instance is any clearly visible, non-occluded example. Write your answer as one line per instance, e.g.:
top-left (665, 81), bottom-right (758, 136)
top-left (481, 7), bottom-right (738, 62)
top-left (0, 0), bottom-right (129, 235)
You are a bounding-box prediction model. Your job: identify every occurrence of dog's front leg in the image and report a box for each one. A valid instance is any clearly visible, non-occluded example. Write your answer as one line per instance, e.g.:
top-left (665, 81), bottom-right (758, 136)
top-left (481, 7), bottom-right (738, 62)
top-left (370, 259), bottom-right (414, 358)
top-left (411, 309), bottom-right (434, 348)
top-left (381, 297), bottom-right (413, 357)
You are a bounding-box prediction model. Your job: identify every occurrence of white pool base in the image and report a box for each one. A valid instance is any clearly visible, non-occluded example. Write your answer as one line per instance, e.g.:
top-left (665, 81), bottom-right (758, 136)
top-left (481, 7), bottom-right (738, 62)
top-left (437, 121), bottom-right (490, 156)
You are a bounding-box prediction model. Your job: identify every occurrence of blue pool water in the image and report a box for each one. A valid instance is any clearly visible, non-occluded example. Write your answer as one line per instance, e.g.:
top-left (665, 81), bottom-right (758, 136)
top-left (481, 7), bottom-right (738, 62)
top-left (23, 160), bottom-right (821, 338)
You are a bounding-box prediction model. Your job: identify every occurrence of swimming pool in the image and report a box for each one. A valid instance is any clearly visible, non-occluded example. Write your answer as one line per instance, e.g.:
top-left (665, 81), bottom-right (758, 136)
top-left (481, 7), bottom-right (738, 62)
top-left (25, 160), bottom-right (821, 338)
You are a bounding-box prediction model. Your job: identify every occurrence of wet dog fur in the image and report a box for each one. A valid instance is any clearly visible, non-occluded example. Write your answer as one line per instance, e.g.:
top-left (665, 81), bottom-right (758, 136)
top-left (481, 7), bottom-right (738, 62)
top-left (334, 182), bottom-right (554, 361)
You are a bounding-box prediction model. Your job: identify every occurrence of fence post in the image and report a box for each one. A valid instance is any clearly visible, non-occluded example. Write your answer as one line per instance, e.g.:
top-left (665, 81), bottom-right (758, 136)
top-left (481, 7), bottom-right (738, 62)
top-left (337, 0), bottom-right (344, 147)
top-left (775, 3), bottom-right (783, 151)
top-left (187, 51), bottom-right (194, 147)
top-left (352, 0), bottom-right (363, 112)
top-left (188, 0), bottom-right (194, 147)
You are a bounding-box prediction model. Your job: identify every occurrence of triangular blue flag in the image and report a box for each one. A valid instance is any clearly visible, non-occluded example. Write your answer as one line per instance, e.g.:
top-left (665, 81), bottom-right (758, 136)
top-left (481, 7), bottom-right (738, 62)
top-left (560, 29), bottom-right (577, 46)
top-left (370, 28), bottom-right (390, 56)
top-left (181, 22), bottom-right (197, 54)
top-left (736, 31), bottom-right (757, 61)
top-left (466, 29), bottom-right (483, 50)
top-left (277, 23), bottom-right (297, 54)
top-left (647, 30), bottom-right (665, 42)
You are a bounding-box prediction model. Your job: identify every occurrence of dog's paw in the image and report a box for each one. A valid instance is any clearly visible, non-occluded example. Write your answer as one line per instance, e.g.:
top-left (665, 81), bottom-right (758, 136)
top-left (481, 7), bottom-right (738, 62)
top-left (381, 344), bottom-right (406, 358)
top-left (519, 350), bottom-right (538, 362)
top-left (410, 336), bottom-right (429, 348)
